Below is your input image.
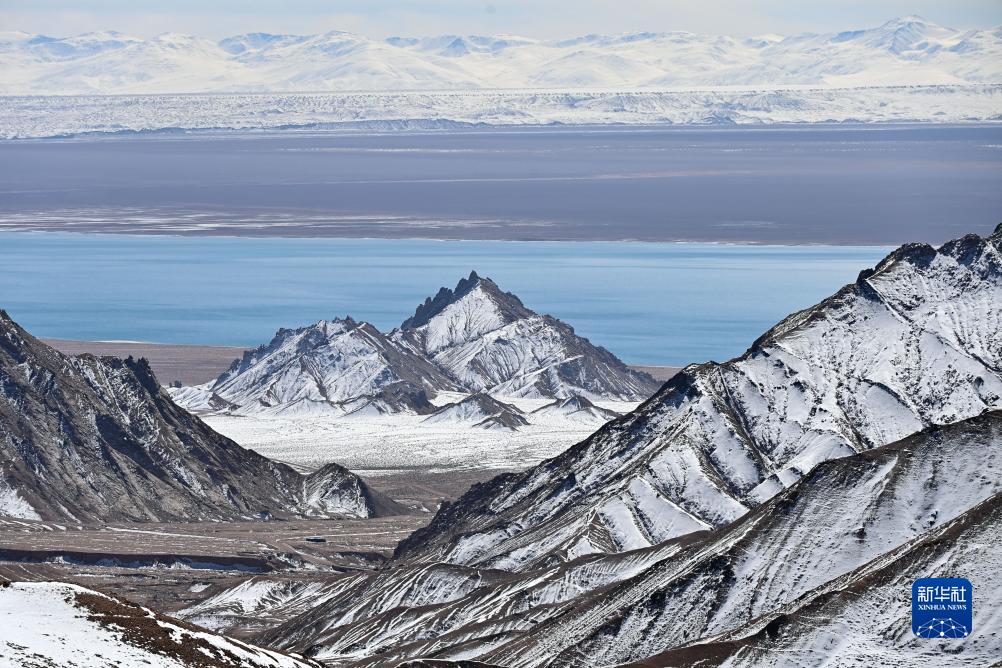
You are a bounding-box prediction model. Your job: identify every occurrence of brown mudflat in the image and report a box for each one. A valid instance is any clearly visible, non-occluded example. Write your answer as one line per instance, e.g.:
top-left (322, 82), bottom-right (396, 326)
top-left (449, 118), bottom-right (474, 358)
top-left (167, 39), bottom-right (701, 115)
top-left (0, 514), bottom-right (428, 613)
top-left (628, 365), bottom-right (682, 382)
top-left (44, 338), bottom-right (245, 386)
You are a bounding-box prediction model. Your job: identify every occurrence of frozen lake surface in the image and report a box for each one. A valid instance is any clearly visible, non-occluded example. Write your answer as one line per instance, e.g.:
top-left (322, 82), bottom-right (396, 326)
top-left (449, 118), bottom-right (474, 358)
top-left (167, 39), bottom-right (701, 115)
top-left (1, 124), bottom-right (999, 245)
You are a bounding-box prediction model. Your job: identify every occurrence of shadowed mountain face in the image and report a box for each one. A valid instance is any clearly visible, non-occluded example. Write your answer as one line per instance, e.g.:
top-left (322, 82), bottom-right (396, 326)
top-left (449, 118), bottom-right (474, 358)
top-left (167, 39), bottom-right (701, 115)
top-left (625, 497), bottom-right (1002, 668)
top-left (171, 272), bottom-right (659, 417)
top-left (0, 311), bottom-right (404, 522)
top-left (394, 227), bottom-right (1002, 569)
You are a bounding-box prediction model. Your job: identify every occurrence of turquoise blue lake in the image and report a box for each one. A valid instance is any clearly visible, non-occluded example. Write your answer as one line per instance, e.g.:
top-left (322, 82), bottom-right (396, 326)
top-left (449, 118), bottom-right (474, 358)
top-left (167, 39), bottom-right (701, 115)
top-left (0, 233), bottom-right (889, 366)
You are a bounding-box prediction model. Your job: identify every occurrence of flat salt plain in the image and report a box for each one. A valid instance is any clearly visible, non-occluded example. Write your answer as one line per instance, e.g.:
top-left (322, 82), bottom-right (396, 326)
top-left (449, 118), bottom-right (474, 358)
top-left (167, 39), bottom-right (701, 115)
top-left (201, 394), bottom-right (639, 477)
top-left (2, 86), bottom-right (1001, 139)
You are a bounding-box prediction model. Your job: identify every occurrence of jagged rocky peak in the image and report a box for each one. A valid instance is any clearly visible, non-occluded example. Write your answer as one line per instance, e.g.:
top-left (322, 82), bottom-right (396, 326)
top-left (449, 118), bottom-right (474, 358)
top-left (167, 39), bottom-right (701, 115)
top-left (303, 462), bottom-right (405, 517)
top-left (0, 310), bottom-right (405, 522)
top-left (399, 270), bottom-right (536, 352)
top-left (172, 314), bottom-right (461, 416)
top-left (395, 272), bottom-right (660, 401)
top-left (423, 392), bottom-right (529, 431)
top-left (393, 227), bottom-right (1002, 569)
top-left (173, 272), bottom-right (659, 416)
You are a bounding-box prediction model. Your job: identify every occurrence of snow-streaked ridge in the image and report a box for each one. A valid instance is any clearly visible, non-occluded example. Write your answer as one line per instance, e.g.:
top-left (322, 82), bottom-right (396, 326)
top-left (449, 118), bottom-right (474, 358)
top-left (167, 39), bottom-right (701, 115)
top-left (173, 316), bottom-right (456, 417)
top-left (393, 271), bottom-right (660, 402)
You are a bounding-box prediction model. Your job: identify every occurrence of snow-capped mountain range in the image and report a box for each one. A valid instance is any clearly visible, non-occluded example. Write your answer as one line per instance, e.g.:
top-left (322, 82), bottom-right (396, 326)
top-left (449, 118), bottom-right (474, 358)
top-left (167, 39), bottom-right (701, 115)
top-left (171, 272), bottom-right (658, 418)
top-left (0, 310), bottom-right (405, 522)
top-left (396, 225), bottom-right (1002, 569)
top-left (6, 227), bottom-right (1002, 667)
top-left (1, 17), bottom-right (1000, 95)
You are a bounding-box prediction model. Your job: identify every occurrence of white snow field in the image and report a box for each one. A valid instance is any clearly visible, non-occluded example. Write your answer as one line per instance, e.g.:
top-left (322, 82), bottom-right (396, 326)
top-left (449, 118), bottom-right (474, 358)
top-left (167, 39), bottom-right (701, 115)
top-left (0, 581), bottom-right (318, 668)
top-left (202, 394), bottom-right (637, 475)
top-left (2, 84), bottom-right (1000, 139)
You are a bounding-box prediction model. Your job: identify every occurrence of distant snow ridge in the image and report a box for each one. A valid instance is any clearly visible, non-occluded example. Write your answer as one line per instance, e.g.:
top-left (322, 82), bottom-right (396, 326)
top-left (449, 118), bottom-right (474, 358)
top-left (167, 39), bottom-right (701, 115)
top-left (171, 272), bottom-right (658, 418)
top-left (395, 225), bottom-right (1002, 569)
top-left (2, 16), bottom-right (1000, 95)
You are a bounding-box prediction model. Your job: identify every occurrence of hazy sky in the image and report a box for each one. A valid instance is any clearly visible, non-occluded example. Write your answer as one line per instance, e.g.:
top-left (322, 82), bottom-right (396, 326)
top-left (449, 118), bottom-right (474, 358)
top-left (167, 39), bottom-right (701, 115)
top-left (3, 0), bottom-right (1001, 39)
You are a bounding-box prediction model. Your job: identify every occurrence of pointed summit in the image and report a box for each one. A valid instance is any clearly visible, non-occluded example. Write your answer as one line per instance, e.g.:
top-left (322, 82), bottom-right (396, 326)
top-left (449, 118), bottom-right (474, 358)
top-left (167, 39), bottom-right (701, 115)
top-left (423, 392), bottom-right (528, 431)
top-left (400, 271), bottom-right (530, 332)
top-left (395, 273), bottom-right (659, 400)
top-left (531, 394), bottom-right (622, 425)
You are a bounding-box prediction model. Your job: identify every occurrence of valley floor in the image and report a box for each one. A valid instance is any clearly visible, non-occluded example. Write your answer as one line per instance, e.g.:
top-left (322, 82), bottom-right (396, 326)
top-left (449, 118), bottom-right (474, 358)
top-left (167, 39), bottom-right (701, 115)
top-left (0, 514), bottom-right (426, 621)
top-left (201, 394), bottom-right (637, 481)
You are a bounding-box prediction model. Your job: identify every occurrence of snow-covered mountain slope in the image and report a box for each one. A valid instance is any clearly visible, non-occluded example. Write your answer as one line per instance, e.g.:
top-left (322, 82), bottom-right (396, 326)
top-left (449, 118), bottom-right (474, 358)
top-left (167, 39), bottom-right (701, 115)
top-left (0, 310), bottom-right (405, 522)
top-left (195, 410), bottom-right (1002, 665)
top-left (4, 84), bottom-right (999, 140)
top-left (531, 395), bottom-right (622, 426)
top-left (2, 17), bottom-right (1000, 95)
top-left (395, 272), bottom-right (659, 401)
top-left (423, 393), bottom-right (529, 432)
top-left (171, 317), bottom-right (458, 417)
top-left (0, 580), bottom-right (321, 668)
top-left (171, 273), bottom-right (655, 418)
top-left (394, 226), bottom-right (1002, 569)
top-left (632, 494), bottom-right (1002, 668)
top-left (475, 411), bottom-right (1002, 667)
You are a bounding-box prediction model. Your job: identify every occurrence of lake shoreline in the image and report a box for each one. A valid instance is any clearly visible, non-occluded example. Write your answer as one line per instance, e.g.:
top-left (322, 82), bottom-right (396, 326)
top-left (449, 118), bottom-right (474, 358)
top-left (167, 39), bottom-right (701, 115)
top-left (43, 338), bottom-right (683, 387)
